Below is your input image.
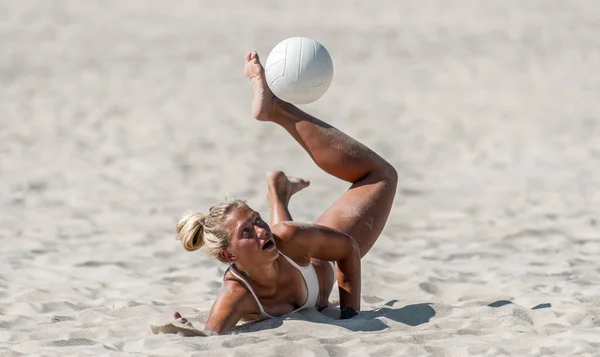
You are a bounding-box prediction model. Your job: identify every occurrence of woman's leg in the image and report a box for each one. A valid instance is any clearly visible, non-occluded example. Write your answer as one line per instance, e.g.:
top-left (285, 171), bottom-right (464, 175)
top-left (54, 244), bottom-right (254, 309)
top-left (246, 52), bottom-right (398, 258)
top-left (265, 170), bottom-right (310, 226)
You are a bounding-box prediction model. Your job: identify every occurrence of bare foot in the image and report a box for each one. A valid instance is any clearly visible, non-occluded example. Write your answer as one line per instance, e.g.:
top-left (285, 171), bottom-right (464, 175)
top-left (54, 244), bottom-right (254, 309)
top-left (266, 170), bottom-right (310, 205)
top-left (244, 51), bottom-right (276, 121)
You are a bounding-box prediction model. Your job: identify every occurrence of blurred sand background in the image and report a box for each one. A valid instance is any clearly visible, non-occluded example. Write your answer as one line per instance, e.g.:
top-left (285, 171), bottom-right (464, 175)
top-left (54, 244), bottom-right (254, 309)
top-left (2, 0), bottom-right (600, 356)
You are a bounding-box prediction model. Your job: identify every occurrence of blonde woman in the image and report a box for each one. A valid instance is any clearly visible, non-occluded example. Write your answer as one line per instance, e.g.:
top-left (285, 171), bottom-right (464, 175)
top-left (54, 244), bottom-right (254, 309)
top-left (173, 51), bottom-right (397, 335)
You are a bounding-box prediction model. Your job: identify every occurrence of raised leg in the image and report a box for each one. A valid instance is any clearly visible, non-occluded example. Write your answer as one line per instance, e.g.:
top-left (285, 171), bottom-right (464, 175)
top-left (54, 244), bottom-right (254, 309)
top-left (245, 52), bottom-right (398, 257)
top-left (265, 170), bottom-right (310, 226)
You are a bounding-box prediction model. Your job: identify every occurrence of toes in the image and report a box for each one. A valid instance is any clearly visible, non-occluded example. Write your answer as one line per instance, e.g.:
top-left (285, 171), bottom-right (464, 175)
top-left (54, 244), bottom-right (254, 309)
top-left (288, 176), bottom-right (310, 186)
top-left (288, 177), bottom-right (311, 195)
top-left (298, 180), bottom-right (310, 188)
top-left (249, 51), bottom-right (261, 65)
top-left (245, 51), bottom-right (259, 63)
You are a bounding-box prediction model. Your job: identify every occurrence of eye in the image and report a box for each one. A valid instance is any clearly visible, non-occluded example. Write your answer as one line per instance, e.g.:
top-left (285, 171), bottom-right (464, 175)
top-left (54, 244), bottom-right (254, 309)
top-left (255, 217), bottom-right (262, 224)
top-left (241, 228), bottom-right (250, 236)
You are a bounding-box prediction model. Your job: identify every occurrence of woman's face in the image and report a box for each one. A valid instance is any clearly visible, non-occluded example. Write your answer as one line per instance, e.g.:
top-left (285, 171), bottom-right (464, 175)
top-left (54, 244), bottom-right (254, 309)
top-left (223, 205), bottom-right (278, 265)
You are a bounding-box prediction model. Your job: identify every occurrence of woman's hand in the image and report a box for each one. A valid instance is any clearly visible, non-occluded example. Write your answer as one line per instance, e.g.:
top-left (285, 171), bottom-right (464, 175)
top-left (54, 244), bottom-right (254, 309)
top-left (173, 311), bottom-right (190, 324)
top-left (149, 311), bottom-right (207, 337)
top-left (340, 307), bottom-right (359, 319)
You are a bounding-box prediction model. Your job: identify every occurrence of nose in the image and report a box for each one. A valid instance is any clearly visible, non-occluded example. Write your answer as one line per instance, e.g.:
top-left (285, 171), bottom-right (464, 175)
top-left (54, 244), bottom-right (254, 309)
top-left (255, 225), bottom-right (267, 239)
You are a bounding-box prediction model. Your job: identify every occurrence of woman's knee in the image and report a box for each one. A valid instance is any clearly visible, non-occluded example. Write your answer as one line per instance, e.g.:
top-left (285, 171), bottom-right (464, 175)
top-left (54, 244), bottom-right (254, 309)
top-left (383, 163), bottom-right (398, 185)
top-left (370, 162), bottom-right (398, 189)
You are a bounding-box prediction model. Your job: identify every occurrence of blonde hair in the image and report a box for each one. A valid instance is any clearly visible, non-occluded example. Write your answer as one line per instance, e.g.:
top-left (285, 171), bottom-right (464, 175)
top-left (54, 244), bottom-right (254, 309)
top-left (176, 198), bottom-right (248, 263)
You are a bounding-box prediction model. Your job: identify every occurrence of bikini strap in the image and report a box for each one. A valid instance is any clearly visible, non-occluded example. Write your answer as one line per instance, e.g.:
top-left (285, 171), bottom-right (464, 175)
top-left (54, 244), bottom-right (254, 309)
top-left (227, 265), bottom-right (271, 318)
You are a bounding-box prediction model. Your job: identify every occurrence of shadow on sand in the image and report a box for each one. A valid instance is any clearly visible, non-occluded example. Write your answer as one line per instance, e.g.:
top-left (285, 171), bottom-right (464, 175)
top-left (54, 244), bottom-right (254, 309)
top-left (231, 300), bottom-right (553, 334)
top-left (232, 303), bottom-right (436, 334)
top-left (349, 303), bottom-right (436, 330)
top-left (488, 300), bottom-right (552, 310)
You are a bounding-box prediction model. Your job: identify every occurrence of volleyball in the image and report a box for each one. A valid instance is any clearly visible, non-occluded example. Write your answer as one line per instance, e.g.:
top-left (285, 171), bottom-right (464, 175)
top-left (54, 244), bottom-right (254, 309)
top-left (264, 37), bottom-right (334, 105)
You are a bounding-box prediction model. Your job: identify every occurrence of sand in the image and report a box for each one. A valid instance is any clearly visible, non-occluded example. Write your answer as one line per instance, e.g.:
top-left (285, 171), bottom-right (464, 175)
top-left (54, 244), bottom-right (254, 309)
top-left (2, 0), bottom-right (600, 356)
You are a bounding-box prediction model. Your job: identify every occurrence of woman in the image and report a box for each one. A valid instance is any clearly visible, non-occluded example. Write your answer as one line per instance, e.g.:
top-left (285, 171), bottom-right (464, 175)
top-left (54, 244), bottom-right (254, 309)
top-left (173, 51), bottom-right (398, 336)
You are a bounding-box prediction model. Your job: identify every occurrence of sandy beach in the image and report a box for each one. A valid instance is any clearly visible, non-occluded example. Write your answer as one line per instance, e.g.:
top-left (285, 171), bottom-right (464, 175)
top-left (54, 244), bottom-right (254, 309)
top-left (2, 0), bottom-right (600, 356)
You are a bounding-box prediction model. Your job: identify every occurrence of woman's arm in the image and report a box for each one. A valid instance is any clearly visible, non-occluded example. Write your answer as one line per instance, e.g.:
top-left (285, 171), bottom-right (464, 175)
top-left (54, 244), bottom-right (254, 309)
top-left (202, 280), bottom-right (257, 335)
top-left (273, 222), bottom-right (361, 317)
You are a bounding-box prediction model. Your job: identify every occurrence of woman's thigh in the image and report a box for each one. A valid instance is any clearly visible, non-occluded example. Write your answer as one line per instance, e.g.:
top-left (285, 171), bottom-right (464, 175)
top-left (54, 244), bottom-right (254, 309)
top-left (313, 169), bottom-right (397, 258)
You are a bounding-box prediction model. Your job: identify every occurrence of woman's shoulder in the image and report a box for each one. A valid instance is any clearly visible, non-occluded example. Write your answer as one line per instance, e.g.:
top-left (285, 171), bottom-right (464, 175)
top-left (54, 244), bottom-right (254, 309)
top-left (272, 222), bottom-right (313, 264)
top-left (201, 271), bottom-right (263, 330)
top-left (217, 270), bottom-right (260, 311)
top-left (271, 221), bottom-right (297, 241)
top-left (272, 221), bottom-right (316, 244)
top-left (223, 268), bottom-right (252, 293)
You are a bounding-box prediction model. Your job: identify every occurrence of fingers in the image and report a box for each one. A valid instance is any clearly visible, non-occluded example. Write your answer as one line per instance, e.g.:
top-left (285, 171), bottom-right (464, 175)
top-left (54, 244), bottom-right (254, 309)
top-left (173, 311), bottom-right (188, 323)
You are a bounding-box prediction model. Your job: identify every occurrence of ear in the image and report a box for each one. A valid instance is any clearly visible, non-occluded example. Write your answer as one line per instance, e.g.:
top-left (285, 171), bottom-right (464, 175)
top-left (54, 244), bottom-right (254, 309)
top-left (220, 249), bottom-right (236, 262)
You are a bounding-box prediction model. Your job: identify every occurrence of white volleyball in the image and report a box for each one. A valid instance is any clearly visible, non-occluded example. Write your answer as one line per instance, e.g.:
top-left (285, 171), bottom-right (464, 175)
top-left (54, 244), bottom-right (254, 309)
top-left (264, 37), bottom-right (334, 105)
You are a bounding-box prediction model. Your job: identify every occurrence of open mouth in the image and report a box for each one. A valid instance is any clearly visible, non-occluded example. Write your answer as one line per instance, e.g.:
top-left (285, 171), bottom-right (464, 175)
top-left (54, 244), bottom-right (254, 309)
top-left (261, 238), bottom-right (275, 250)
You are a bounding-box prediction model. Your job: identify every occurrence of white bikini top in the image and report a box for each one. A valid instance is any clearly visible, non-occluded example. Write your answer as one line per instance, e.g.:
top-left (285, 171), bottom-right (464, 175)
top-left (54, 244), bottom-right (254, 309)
top-left (226, 251), bottom-right (325, 321)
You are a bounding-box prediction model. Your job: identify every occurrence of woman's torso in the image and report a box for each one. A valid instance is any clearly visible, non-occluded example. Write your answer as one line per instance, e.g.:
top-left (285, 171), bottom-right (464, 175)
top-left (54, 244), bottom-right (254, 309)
top-left (224, 252), bottom-right (336, 322)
